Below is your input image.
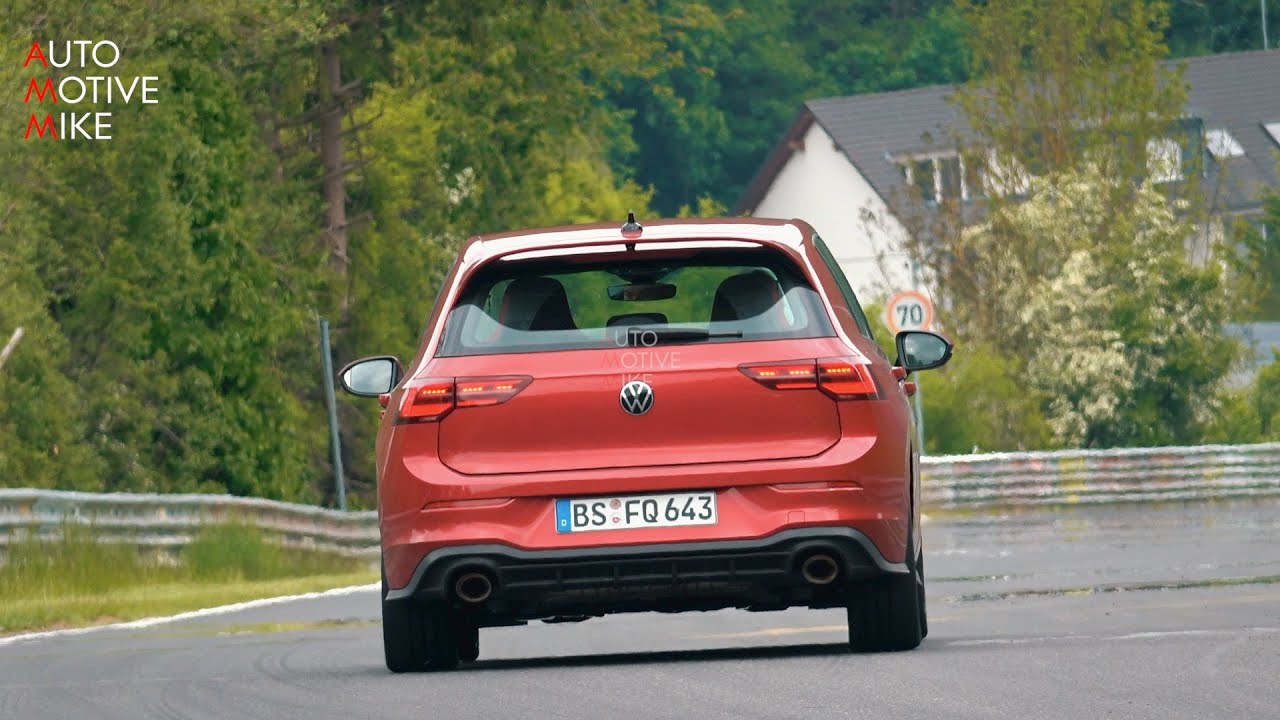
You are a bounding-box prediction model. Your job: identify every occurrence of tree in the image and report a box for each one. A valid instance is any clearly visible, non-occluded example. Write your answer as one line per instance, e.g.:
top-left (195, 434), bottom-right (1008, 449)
top-left (862, 301), bottom-right (1053, 453)
top-left (962, 164), bottom-right (1238, 446)
top-left (0, 1), bottom-right (331, 499)
top-left (1166, 0), bottom-right (1279, 55)
top-left (334, 0), bottom-right (669, 495)
top-left (887, 0), bottom-right (1251, 448)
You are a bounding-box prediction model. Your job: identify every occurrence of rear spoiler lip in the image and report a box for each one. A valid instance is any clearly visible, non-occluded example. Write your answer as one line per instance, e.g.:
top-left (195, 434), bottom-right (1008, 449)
top-left (495, 239), bottom-right (766, 262)
top-left (462, 223), bottom-right (807, 265)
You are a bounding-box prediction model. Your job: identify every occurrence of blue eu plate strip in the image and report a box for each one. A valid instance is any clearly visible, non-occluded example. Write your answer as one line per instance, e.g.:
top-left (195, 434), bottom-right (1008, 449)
top-left (555, 499), bottom-right (572, 533)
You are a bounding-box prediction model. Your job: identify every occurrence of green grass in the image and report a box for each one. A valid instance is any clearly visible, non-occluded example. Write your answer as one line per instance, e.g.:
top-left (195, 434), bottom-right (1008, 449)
top-left (0, 523), bottom-right (376, 634)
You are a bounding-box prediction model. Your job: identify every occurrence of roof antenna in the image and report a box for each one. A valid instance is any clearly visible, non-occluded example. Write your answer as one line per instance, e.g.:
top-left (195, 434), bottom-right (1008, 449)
top-left (621, 210), bottom-right (642, 249)
top-left (621, 211), bottom-right (643, 233)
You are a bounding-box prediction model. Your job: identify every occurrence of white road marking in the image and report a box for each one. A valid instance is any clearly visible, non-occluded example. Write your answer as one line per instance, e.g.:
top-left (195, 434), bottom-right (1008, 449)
top-left (697, 624), bottom-right (847, 640)
top-left (946, 627), bottom-right (1280, 647)
top-left (0, 583), bottom-right (378, 648)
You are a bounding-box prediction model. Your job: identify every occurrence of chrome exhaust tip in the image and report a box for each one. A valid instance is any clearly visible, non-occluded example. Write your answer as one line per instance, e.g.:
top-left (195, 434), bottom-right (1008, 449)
top-left (455, 571), bottom-right (494, 604)
top-left (800, 554), bottom-right (840, 586)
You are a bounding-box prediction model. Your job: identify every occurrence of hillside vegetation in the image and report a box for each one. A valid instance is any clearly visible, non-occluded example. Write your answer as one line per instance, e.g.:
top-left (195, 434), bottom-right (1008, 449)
top-left (1, 1), bottom-right (1276, 504)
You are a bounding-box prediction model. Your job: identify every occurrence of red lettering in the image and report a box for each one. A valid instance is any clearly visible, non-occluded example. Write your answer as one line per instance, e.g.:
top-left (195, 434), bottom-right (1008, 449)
top-left (23, 41), bottom-right (47, 68)
top-left (24, 77), bottom-right (57, 103)
top-left (24, 113), bottom-right (57, 139)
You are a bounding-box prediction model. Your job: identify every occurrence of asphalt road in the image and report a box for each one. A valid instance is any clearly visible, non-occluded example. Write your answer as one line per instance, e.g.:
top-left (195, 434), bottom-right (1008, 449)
top-left (3, 499), bottom-right (1278, 720)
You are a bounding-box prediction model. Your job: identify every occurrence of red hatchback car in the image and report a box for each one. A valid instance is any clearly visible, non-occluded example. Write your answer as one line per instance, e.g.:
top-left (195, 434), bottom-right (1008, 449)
top-left (338, 216), bottom-right (953, 672)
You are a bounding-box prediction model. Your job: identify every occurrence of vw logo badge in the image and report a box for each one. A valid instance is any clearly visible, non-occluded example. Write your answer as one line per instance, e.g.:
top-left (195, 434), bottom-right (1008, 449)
top-left (619, 380), bottom-right (654, 416)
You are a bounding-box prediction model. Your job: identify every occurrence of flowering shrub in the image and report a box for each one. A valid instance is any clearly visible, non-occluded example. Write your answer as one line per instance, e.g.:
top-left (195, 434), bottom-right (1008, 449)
top-left (960, 164), bottom-right (1240, 447)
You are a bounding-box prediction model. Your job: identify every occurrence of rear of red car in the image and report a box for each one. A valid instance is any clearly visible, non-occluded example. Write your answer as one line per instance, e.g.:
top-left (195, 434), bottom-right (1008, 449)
top-left (341, 218), bottom-right (946, 672)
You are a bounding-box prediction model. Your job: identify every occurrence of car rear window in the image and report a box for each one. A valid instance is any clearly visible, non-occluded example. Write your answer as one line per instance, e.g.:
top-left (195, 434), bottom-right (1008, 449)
top-left (437, 248), bottom-right (834, 356)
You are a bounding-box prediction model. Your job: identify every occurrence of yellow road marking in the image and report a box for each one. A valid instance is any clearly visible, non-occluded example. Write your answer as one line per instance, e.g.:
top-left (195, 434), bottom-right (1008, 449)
top-left (698, 617), bottom-right (951, 640)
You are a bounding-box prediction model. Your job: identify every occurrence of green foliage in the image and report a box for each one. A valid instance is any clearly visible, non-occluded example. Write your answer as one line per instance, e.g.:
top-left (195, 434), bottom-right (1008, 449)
top-left (861, 301), bottom-right (1054, 455)
top-left (0, 525), bottom-right (161, 598)
top-left (918, 344), bottom-right (1056, 455)
top-left (1203, 353), bottom-right (1280, 444)
top-left (1246, 185), bottom-right (1280, 320)
top-left (1, 1), bottom-right (1274, 502)
top-left (1, 522), bottom-right (361, 596)
top-left (955, 0), bottom-right (1184, 182)
top-left (0, 522), bottom-right (369, 631)
top-left (955, 164), bottom-right (1241, 448)
top-left (184, 521), bottom-right (364, 580)
top-left (1166, 0), bottom-right (1278, 55)
top-left (613, 1), bottom-right (973, 215)
top-left (889, 1), bottom-right (1260, 450)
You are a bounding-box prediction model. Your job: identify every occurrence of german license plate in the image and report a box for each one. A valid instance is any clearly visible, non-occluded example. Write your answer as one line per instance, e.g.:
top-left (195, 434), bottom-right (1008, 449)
top-left (555, 491), bottom-right (717, 533)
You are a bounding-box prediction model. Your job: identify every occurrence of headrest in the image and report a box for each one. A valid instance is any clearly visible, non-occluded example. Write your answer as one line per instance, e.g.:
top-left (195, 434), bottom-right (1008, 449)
top-left (606, 312), bottom-right (668, 327)
top-left (710, 270), bottom-right (783, 323)
top-left (499, 277), bottom-right (577, 331)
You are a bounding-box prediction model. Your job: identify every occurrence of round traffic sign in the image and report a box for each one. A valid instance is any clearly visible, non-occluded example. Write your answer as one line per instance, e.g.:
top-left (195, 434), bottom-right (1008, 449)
top-left (884, 290), bottom-right (934, 334)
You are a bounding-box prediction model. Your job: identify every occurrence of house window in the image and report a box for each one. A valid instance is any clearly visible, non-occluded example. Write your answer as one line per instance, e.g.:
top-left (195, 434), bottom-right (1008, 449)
top-left (895, 151), bottom-right (982, 203)
top-left (1146, 137), bottom-right (1182, 183)
top-left (962, 151), bottom-right (987, 199)
top-left (911, 158), bottom-right (937, 202)
top-left (1265, 122), bottom-right (1280, 148)
top-left (938, 156), bottom-right (962, 201)
top-left (1205, 128), bottom-right (1245, 158)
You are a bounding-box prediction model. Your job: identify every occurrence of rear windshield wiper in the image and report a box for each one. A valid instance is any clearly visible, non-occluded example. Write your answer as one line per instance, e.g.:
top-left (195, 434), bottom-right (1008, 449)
top-left (616, 327), bottom-right (744, 346)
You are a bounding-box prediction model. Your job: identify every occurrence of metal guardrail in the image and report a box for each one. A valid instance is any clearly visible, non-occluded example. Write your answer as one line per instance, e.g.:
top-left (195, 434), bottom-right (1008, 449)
top-left (0, 489), bottom-right (378, 557)
top-left (2, 442), bottom-right (1278, 554)
top-left (921, 441), bottom-right (1280, 509)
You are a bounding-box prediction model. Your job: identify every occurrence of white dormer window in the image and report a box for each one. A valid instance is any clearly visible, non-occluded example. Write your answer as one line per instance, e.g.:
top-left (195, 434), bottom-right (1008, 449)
top-left (895, 151), bottom-right (984, 203)
top-left (1264, 122), bottom-right (1280, 148)
top-left (1146, 137), bottom-right (1182, 183)
top-left (1205, 128), bottom-right (1245, 158)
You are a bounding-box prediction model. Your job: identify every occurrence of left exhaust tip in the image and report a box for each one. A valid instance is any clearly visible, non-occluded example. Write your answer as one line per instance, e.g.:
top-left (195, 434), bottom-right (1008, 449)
top-left (454, 571), bottom-right (494, 604)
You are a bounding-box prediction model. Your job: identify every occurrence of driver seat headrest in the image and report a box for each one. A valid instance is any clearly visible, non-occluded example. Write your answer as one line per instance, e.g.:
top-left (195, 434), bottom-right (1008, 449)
top-left (710, 270), bottom-right (784, 324)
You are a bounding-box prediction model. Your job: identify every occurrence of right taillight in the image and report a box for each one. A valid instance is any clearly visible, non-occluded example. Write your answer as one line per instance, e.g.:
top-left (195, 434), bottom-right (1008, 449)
top-left (740, 357), bottom-right (879, 400)
top-left (396, 375), bottom-right (532, 424)
top-left (816, 357), bottom-right (879, 400)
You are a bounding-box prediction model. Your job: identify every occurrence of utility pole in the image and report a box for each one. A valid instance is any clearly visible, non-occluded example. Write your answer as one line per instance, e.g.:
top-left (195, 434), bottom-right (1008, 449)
top-left (318, 317), bottom-right (347, 511)
top-left (1264, 0), bottom-right (1271, 50)
top-left (909, 264), bottom-right (926, 454)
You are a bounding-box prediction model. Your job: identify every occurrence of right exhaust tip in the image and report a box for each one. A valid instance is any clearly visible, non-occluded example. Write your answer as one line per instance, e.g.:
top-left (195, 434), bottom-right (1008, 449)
top-left (454, 571), bottom-right (494, 604)
top-left (801, 553), bottom-right (840, 586)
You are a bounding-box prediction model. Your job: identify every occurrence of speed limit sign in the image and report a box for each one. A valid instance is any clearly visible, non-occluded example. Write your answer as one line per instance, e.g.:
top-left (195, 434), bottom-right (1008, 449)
top-left (884, 290), bottom-right (934, 334)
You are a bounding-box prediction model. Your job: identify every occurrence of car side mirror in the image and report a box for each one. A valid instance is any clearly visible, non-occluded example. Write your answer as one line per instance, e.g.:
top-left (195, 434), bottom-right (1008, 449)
top-left (337, 356), bottom-right (403, 397)
top-left (894, 331), bottom-right (953, 372)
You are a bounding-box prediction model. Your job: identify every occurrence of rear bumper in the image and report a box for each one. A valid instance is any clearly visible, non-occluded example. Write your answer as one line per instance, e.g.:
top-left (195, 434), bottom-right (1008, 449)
top-left (380, 429), bottom-right (914, 590)
top-left (386, 526), bottom-right (905, 615)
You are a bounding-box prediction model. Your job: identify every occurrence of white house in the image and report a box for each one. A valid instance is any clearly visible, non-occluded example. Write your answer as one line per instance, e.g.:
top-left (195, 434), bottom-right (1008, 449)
top-left (735, 49), bottom-right (1280, 304)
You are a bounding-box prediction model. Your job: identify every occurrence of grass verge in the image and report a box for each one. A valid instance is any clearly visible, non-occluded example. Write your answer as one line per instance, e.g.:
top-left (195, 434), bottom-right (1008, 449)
top-left (0, 523), bottom-right (376, 635)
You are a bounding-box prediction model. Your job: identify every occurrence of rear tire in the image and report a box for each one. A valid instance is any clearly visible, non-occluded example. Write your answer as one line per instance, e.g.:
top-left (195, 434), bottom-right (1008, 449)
top-left (846, 539), bottom-right (924, 652)
top-left (382, 566), bottom-right (462, 672)
top-left (382, 567), bottom-right (427, 673)
top-left (917, 553), bottom-right (928, 639)
top-left (422, 604), bottom-right (462, 671)
top-left (457, 623), bottom-right (480, 663)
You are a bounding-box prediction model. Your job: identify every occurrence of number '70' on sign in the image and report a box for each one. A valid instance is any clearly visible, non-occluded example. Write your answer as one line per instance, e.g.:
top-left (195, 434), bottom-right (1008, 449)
top-left (883, 290), bottom-right (934, 334)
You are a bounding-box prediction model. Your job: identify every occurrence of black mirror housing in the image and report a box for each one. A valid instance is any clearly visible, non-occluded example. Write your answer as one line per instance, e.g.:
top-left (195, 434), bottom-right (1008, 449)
top-left (894, 331), bottom-right (953, 372)
top-left (337, 355), bottom-right (403, 397)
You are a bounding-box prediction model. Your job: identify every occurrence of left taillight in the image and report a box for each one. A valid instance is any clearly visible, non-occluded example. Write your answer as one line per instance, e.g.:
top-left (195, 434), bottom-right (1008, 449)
top-left (396, 376), bottom-right (532, 424)
top-left (740, 356), bottom-right (879, 400)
